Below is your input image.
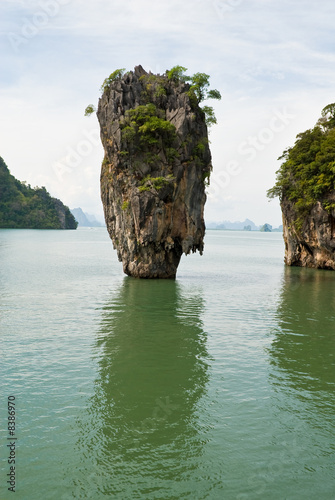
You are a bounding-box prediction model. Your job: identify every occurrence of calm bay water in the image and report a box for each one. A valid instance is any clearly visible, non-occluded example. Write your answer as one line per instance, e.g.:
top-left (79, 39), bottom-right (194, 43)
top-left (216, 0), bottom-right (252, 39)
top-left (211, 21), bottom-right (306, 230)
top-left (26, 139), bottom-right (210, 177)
top-left (1, 228), bottom-right (335, 499)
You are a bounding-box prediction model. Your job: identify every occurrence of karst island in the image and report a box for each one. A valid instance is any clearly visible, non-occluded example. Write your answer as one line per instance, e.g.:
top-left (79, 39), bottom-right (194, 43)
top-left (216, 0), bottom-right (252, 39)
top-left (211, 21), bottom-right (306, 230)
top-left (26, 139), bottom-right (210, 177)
top-left (268, 103), bottom-right (335, 270)
top-left (86, 65), bottom-right (221, 278)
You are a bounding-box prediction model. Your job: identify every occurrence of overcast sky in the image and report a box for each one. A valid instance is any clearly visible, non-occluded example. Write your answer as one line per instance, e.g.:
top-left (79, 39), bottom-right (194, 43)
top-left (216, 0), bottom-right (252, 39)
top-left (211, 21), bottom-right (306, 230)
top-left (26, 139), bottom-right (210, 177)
top-left (1, 0), bottom-right (335, 226)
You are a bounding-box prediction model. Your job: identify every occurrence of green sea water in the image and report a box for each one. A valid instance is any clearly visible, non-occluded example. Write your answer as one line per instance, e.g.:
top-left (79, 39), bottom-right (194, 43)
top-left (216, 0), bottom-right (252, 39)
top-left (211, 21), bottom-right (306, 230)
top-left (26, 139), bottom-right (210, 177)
top-left (1, 228), bottom-right (334, 499)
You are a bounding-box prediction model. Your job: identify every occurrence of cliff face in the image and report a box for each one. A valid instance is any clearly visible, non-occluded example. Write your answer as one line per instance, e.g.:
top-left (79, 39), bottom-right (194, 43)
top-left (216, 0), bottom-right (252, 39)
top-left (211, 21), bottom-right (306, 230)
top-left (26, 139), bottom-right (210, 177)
top-left (97, 66), bottom-right (212, 278)
top-left (52, 198), bottom-right (78, 229)
top-left (268, 104), bottom-right (335, 270)
top-left (282, 196), bottom-right (335, 270)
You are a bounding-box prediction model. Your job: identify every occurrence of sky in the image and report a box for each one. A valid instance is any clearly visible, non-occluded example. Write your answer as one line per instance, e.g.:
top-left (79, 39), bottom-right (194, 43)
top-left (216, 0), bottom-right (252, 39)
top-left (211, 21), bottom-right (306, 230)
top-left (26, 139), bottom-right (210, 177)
top-left (1, 0), bottom-right (335, 226)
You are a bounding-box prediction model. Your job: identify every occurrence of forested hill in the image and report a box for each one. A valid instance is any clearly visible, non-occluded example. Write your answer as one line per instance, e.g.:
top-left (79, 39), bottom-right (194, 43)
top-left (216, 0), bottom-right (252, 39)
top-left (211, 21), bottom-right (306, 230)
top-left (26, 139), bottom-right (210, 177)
top-left (0, 157), bottom-right (77, 229)
top-left (267, 103), bottom-right (335, 218)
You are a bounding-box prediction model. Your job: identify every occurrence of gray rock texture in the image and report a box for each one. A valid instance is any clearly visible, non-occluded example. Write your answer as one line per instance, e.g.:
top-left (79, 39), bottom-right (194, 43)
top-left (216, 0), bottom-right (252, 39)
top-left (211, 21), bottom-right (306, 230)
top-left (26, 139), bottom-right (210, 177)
top-left (282, 196), bottom-right (335, 270)
top-left (97, 66), bottom-right (212, 278)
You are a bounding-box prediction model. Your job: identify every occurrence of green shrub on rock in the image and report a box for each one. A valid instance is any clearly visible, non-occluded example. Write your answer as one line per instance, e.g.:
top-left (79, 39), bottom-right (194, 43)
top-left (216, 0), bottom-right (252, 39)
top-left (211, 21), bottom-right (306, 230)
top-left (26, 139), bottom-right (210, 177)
top-left (267, 103), bottom-right (335, 228)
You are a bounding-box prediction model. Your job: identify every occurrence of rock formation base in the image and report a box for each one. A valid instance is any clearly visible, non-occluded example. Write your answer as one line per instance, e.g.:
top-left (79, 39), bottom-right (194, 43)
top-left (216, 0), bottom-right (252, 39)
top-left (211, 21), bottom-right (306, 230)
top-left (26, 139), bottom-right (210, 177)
top-left (282, 197), bottom-right (335, 270)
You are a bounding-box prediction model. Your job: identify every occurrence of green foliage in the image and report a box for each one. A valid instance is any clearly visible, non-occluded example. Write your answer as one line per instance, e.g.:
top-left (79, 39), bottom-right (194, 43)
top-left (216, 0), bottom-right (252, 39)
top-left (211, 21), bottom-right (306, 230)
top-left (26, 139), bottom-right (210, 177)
top-left (186, 89), bottom-right (198, 108)
top-left (138, 116), bottom-right (175, 145)
top-left (154, 85), bottom-right (167, 97)
top-left (121, 103), bottom-right (176, 151)
top-left (139, 116), bottom-right (173, 134)
top-left (201, 106), bottom-right (217, 126)
top-left (139, 74), bottom-right (159, 83)
top-left (139, 74), bottom-right (167, 99)
top-left (202, 171), bottom-right (211, 186)
top-left (84, 104), bottom-right (96, 116)
top-left (138, 185), bottom-right (151, 192)
top-left (188, 72), bottom-right (210, 102)
top-left (121, 200), bottom-right (129, 211)
top-left (100, 68), bottom-right (126, 93)
top-left (144, 152), bottom-right (161, 165)
top-left (122, 126), bottom-right (137, 143)
top-left (267, 105), bottom-right (335, 226)
top-left (166, 66), bottom-right (189, 82)
top-left (165, 147), bottom-right (179, 163)
top-left (139, 174), bottom-right (174, 192)
top-left (0, 157), bottom-right (77, 229)
top-left (318, 103), bottom-right (335, 131)
top-left (207, 89), bottom-right (222, 100)
top-left (188, 73), bottom-right (222, 105)
top-left (166, 65), bottom-right (221, 126)
top-left (323, 200), bottom-right (335, 212)
top-left (194, 138), bottom-right (208, 156)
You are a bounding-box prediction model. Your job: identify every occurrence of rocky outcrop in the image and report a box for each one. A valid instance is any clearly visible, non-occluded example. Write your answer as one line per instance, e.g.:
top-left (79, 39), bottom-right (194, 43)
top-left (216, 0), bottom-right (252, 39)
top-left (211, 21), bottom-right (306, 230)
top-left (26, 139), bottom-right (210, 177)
top-left (97, 66), bottom-right (212, 278)
top-left (282, 196), bottom-right (335, 270)
top-left (268, 104), bottom-right (335, 270)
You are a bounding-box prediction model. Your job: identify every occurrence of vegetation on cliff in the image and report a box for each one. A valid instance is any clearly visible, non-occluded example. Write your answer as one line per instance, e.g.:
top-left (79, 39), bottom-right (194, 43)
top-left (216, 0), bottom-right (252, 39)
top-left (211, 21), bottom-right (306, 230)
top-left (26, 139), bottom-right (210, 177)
top-left (87, 64), bottom-right (220, 192)
top-left (166, 66), bottom-right (221, 126)
top-left (0, 157), bottom-right (77, 229)
top-left (86, 65), bottom-right (221, 127)
top-left (120, 103), bottom-right (177, 157)
top-left (267, 103), bottom-right (335, 229)
top-left (96, 65), bottom-right (217, 278)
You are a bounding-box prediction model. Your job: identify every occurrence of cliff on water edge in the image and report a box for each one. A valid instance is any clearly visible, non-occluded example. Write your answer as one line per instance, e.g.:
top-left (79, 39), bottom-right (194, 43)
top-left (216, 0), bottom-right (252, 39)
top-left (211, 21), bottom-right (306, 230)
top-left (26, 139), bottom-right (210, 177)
top-left (96, 65), bottom-right (218, 278)
top-left (268, 103), bottom-right (335, 269)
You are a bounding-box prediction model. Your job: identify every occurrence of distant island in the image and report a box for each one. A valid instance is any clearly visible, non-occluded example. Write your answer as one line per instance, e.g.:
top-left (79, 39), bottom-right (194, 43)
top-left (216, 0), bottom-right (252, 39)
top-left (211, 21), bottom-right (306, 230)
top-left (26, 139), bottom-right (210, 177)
top-left (207, 219), bottom-right (283, 232)
top-left (70, 208), bottom-right (104, 227)
top-left (0, 156), bottom-right (77, 229)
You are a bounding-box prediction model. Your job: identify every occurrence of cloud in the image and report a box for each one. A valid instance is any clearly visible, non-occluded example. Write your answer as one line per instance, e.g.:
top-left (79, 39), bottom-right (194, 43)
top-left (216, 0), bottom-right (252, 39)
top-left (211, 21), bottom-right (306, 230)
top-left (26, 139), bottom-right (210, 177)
top-left (1, 0), bottom-right (335, 224)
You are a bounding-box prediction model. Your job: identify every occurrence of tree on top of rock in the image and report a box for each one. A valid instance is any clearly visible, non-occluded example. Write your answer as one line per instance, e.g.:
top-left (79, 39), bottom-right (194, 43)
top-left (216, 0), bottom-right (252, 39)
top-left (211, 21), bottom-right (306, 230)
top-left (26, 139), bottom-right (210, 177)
top-left (166, 66), bottom-right (222, 126)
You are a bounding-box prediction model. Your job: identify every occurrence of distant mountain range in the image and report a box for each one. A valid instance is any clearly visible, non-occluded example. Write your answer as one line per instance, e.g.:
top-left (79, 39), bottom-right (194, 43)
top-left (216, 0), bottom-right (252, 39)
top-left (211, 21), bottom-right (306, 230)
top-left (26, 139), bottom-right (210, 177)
top-left (70, 211), bottom-right (283, 232)
top-left (207, 219), bottom-right (283, 232)
top-left (70, 207), bottom-right (104, 227)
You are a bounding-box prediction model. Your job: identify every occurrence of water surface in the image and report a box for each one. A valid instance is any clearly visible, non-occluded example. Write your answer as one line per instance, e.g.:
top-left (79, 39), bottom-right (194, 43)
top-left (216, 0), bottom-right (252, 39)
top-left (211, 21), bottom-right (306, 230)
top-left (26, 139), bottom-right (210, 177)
top-left (1, 229), bottom-right (334, 499)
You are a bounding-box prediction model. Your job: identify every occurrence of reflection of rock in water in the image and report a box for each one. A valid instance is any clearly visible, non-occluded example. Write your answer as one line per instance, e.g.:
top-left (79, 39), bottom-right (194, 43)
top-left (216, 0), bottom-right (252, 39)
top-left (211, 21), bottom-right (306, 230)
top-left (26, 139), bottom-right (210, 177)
top-left (74, 278), bottom-right (210, 497)
top-left (269, 266), bottom-right (335, 394)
